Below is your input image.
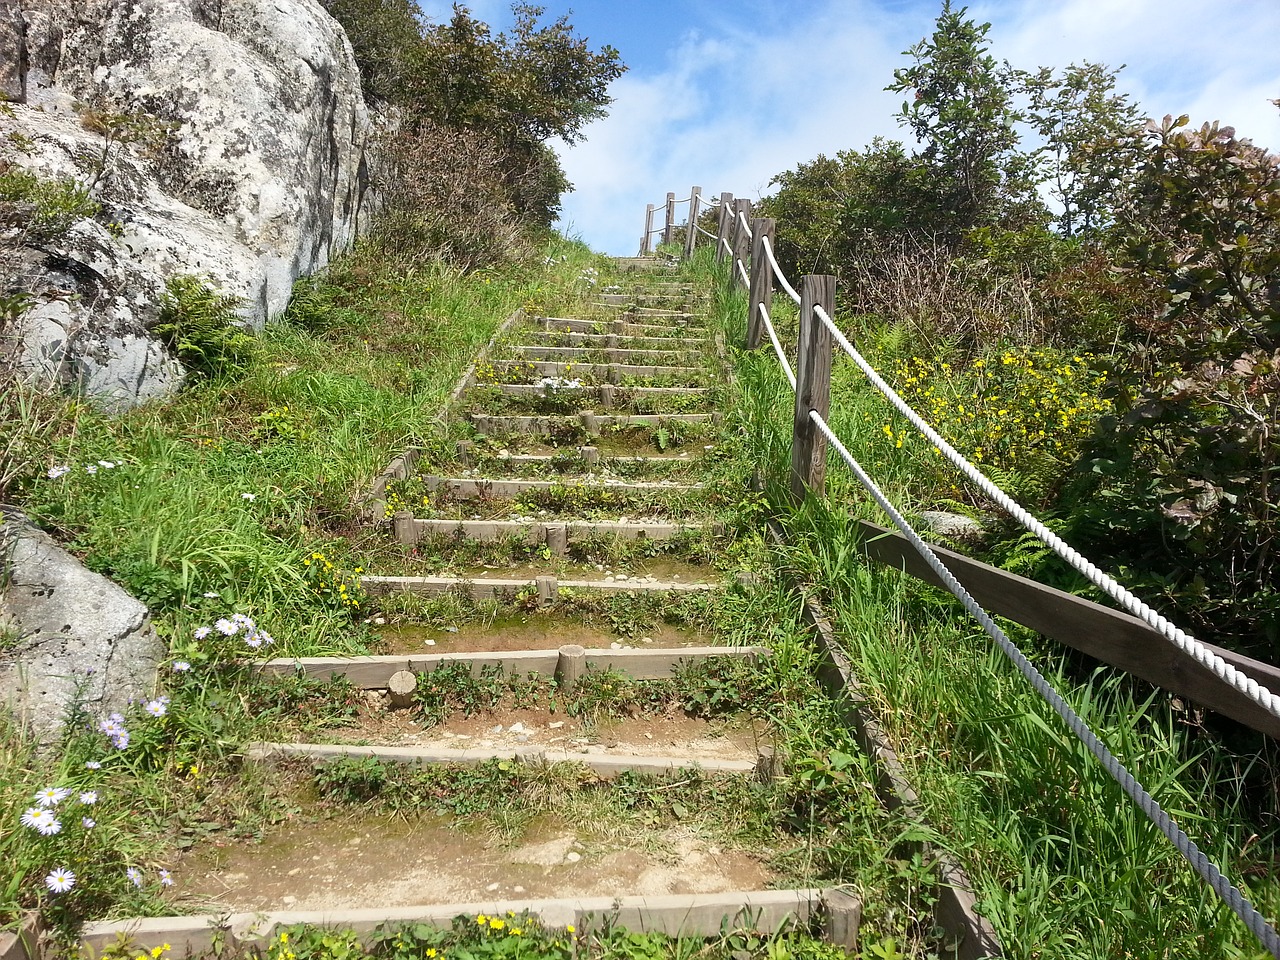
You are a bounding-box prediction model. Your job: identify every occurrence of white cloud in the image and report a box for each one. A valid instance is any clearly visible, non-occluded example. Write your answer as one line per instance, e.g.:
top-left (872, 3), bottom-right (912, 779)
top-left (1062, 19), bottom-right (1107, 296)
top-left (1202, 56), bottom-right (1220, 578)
top-left (557, 0), bottom-right (1280, 254)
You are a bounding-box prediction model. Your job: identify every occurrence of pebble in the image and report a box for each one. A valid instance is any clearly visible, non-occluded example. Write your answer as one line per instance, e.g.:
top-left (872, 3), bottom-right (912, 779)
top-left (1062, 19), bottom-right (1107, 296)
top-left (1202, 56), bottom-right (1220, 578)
top-left (373, 617), bottom-right (386, 625)
top-left (639, 637), bottom-right (653, 644)
top-left (509, 722), bottom-right (525, 734)
top-left (492, 725), bottom-right (503, 733)
top-left (424, 638), bottom-right (436, 646)
top-left (445, 626), bottom-right (458, 633)
top-left (565, 852), bottom-right (582, 863)
top-left (604, 576), bottom-right (614, 583)
top-left (514, 886), bottom-right (526, 894)
top-left (548, 721), bottom-right (565, 729)
top-left (610, 642), bottom-right (621, 649)
top-left (288, 867), bottom-right (301, 876)
top-left (487, 882), bottom-right (501, 892)
top-left (282, 896), bottom-right (297, 905)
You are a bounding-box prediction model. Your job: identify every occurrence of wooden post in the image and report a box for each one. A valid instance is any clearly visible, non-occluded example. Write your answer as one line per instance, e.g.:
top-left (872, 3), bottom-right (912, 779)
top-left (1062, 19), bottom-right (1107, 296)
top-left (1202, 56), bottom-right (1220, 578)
top-left (456, 440), bottom-right (474, 468)
top-left (641, 204), bottom-right (655, 255)
top-left (715, 192), bottom-right (733, 262)
top-left (683, 186), bottom-right (701, 260)
top-left (580, 445), bottom-right (600, 468)
top-left (790, 275), bottom-right (835, 504)
top-left (536, 575), bottom-right (558, 606)
top-left (545, 523), bottom-right (569, 557)
top-left (746, 217), bottom-right (776, 351)
top-left (388, 670), bottom-right (417, 708)
top-left (556, 645), bottom-right (587, 689)
top-left (731, 199), bottom-right (753, 288)
top-left (663, 192), bottom-right (676, 247)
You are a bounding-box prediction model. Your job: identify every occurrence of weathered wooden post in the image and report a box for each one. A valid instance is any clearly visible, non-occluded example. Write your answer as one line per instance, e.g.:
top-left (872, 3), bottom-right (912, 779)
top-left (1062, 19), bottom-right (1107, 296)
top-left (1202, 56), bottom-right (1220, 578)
top-left (683, 186), bottom-right (702, 260)
top-left (641, 203), bottom-right (655, 255)
top-left (715, 192), bottom-right (734, 262)
top-left (746, 217), bottom-right (776, 350)
top-left (731, 199), bottom-right (753, 288)
top-left (663, 191), bottom-right (676, 247)
top-left (790, 274), bottom-right (835, 504)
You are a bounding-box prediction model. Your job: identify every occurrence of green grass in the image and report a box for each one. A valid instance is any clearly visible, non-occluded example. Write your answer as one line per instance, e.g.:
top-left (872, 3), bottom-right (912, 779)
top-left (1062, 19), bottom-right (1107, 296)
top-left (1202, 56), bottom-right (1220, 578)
top-left (692, 244), bottom-right (1280, 958)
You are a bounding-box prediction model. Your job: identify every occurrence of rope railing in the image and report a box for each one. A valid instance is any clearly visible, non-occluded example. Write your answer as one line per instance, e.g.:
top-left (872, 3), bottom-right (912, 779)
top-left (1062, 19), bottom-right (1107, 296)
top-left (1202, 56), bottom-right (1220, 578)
top-left (810, 303), bottom-right (1280, 721)
top-left (808, 410), bottom-right (1280, 958)
top-left (643, 188), bottom-right (1280, 956)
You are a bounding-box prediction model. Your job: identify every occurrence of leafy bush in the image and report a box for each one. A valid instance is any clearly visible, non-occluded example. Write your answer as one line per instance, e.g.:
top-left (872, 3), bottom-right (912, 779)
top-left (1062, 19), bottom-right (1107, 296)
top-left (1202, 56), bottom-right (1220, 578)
top-left (150, 275), bottom-right (254, 380)
top-left (0, 165), bottom-right (99, 245)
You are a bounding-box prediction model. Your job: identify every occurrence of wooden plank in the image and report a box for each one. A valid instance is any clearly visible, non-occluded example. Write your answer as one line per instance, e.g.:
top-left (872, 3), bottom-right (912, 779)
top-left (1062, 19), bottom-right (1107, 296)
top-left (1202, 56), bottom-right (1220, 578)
top-left (431, 477), bottom-right (705, 498)
top-left (357, 575), bottom-right (718, 597)
top-left (469, 412), bottom-right (712, 436)
top-left (405, 518), bottom-right (723, 545)
top-left (488, 360), bottom-right (704, 380)
top-left (852, 520), bottom-right (1280, 739)
top-left (515, 345), bottom-right (699, 363)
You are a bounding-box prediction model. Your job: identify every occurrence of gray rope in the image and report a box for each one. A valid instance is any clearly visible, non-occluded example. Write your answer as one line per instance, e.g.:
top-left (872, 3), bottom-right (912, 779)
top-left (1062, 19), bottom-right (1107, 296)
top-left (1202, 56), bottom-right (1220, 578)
top-left (757, 302), bottom-right (796, 388)
top-left (807, 411), bottom-right (1280, 958)
top-left (761, 235), bottom-right (802, 305)
top-left (811, 304), bottom-right (1280, 721)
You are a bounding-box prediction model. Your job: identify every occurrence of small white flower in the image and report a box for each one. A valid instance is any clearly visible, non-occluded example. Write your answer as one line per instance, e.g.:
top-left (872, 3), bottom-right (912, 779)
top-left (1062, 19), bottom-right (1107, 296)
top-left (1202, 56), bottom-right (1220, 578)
top-left (144, 699), bottom-right (167, 717)
top-left (35, 787), bottom-right (71, 808)
top-left (82, 817), bottom-right (96, 829)
top-left (79, 791), bottom-right (98, 805)
top-left (47, 465), bottom-right (70, 479)
top-left (193, 626), bottom-right (211, 639)
top-left (172, 661), bottom-right (191, 672)
top-left (240, 493), bottom-right (256, 501)
top-left (98, 460), bottom-right (116, 468)
top-left (85, 464), bottom-right (98, 475)
top-left (84, 761), bottom-right (101, 770)
top-left (214, 618), bottom-right (237, 636)
top-left (202, 591), bottom-right (220, 599)
top-left (45, 868), bottom-right (75, 893)
top-left (126, 867), bottom-right (142, 887)
top-left (159, 868), bottom-right (173, 886)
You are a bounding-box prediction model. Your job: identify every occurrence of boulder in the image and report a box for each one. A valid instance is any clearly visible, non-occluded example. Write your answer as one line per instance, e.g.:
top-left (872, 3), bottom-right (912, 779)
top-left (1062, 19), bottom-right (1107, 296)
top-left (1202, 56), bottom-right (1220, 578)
top-left (0, 0), bottom-right (372, 408)
top-left (0, 507), bottom-right (165, 741)
top-left (918, 509), bottom-right (986, 545)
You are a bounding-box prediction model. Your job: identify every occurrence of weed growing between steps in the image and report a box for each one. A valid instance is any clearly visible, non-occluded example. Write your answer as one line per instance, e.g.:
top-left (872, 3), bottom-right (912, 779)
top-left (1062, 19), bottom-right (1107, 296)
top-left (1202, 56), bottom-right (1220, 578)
top-left (693, 244), bottom-right (1280, 955)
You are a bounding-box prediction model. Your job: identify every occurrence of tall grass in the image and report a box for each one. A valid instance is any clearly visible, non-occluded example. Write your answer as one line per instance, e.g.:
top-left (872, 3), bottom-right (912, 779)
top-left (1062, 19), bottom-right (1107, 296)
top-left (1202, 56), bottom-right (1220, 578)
top-left (692, 247), bottom-right (1280, 958)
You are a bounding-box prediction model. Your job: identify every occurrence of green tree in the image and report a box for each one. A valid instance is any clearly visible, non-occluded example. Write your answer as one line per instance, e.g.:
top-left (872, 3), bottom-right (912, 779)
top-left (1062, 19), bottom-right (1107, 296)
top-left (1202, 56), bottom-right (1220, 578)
top-left (1023, 61), bottom-right (1145, 236)
top-left (887, 1), bottom-right (1038, 237)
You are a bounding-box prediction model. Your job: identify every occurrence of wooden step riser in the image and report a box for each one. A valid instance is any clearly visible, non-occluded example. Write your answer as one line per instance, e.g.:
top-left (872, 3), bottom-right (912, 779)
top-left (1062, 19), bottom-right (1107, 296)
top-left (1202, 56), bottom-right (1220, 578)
top-left (360, 574), bottom-right (718, 600)
top-left (246, 742), bottom-right (764, 780)
top-left (258, 645), bottom-right (768, 687)
top-left (469, 412), bottom-right (713, 437)
top-left (487, 360), bottom-right (705, 383)
top-left (513, 346), bottom-right (702, 364)
top-left (542, 318), bottom-right (708, 337)
top-left (80, 890), bottom-right (846, 957)
top-left (452, 443), bottom-right (710, 476)
top-left (528, 331), bottom-right (706, 350)
top-left (490, 383), bottom-right (708, 401)
top-left (391, 515), bottom-right (724, 548)
top-left (423, 477), bottom-right (706, 498)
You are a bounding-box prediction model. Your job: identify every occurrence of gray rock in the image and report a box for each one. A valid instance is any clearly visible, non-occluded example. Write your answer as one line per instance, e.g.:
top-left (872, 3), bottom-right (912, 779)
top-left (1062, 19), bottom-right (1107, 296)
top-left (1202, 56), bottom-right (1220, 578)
top-left (918, 509), bottom-right (986, 544)
top-left (0, 507), bottom-right (165, 741)
top-left (0, 0), bottom-right (372, 408)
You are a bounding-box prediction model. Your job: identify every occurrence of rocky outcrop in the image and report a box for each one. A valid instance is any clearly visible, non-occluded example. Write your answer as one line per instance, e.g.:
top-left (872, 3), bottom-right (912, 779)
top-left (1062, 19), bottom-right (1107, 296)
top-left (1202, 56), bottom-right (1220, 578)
top-left (0, 0), bottom-right (372, 410)
top-left (0, 507), bottom-right (165, 741)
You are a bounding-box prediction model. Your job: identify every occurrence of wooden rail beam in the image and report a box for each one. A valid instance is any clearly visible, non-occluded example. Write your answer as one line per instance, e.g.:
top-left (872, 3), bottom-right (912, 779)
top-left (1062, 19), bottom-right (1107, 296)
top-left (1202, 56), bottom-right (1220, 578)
top-left (851, 519), bottom-right (1280, 739)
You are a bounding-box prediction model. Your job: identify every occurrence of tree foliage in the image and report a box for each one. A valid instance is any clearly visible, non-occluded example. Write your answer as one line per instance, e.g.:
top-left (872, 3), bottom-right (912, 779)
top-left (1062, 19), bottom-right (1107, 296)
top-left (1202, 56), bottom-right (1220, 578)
top-left (321, 1), bottom-right (624, 260)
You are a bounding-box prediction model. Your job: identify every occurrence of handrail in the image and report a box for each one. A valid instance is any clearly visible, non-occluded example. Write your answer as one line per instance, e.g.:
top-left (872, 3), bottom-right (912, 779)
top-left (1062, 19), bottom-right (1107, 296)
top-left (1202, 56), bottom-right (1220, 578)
top-left (647, 187), bottom-right (1280, 957)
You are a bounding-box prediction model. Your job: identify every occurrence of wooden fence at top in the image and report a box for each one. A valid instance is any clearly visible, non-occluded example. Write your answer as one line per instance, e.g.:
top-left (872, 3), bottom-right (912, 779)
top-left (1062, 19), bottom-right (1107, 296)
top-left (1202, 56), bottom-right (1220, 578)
top-left (662, 187), bottom-right (1280, 740)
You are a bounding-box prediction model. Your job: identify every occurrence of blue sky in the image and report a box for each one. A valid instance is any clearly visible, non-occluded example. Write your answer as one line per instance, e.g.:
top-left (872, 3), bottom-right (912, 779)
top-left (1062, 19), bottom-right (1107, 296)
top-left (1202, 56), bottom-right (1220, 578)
top-left (415, 1), bottom-right (1280, 256)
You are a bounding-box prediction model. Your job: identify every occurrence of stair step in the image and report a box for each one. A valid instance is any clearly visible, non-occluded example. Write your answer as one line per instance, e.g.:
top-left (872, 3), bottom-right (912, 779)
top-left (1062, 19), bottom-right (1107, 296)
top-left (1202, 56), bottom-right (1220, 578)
top-left (423, 477), bottom-right (706, 498)
top-left (258, 645), bottom-right (769, 686)
top-left (360, 574), bottom-right (719, 598)
top-left (245, 741), bottom-right (765, 778)
top-left (487, 360), bottom-right (705, 382)
top-left (469, 412), bottom-right (713, 437)
top-left (491, 382), bottom-right (709, 401)
top-left (529, 331), bottom-right (706, 349)
top-left (80, 889), bottom-right (844, 957)
top-left (390, 517), bottom-right (723, 547)
top-left (542, 317), bottom-right (708, 337)
top-left (514, 345), bottom-right (700, 363)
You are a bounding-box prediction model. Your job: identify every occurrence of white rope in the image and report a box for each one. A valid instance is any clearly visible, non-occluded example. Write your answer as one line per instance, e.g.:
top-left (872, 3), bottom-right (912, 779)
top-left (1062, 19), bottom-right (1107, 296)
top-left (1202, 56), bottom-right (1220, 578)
top-left (806, 409), bottom-right (1280, 958)
top-left (735, 256), bottom-right (750, 286)
top-left (761, 235), bottom-right (802, 305)
top-left (695, 224), bottom-right (717, 240)
top-left (758, 303), bottom-right (796, 389)
top-left (737, 209), bottom-right (753, 240)
top-left (810, 303), bottom-right (1280, 721)
top-left (718, 236), bottom-right (732, 257)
